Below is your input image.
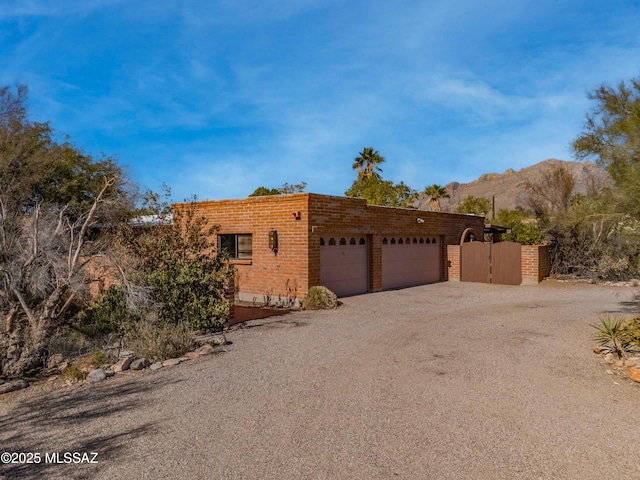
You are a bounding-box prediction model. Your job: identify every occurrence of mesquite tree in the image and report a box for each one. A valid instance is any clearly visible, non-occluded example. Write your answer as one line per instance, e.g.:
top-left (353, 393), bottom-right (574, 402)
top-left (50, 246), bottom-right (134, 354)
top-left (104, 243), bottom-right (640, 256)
top-left (0, 85), bottom-right (133, 375)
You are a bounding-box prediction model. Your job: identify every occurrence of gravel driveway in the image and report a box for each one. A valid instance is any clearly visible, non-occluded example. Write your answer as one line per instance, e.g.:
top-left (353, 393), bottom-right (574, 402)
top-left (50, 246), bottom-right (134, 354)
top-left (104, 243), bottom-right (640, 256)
top-left (2, 280), bottom-right (639, 479)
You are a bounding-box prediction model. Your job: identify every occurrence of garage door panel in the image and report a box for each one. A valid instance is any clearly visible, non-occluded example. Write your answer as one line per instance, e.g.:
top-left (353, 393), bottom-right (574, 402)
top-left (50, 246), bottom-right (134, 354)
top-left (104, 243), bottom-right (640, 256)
top-left (382, 240), bottom-right (441, 290)
top-left (320, 239), bottom-right (368, 297)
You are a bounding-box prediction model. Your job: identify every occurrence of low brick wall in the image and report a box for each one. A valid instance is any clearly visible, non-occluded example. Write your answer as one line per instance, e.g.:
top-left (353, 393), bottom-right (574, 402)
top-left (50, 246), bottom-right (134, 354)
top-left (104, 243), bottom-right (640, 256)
top-left (521, 245), bottom-right (551, 285)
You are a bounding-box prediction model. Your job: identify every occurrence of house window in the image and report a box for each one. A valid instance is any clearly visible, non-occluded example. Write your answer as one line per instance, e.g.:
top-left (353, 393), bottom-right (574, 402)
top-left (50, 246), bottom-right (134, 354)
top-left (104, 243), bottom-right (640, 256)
top-left (219, 234), bottom-right (252, 260)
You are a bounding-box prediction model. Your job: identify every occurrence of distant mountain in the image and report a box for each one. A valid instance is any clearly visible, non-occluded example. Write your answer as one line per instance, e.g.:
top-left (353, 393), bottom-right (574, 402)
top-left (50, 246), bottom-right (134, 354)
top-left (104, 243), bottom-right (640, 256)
top-left (415, 159), bottom-right (613, 214)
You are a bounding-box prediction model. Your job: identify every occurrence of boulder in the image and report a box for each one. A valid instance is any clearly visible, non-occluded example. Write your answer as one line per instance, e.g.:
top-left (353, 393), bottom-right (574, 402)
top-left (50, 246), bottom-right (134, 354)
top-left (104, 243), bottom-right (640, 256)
top-left (47, 354), bottom-right (64, 369)
top-left (130, 358), bottom-right (150, 370)
top-left (112, 356), bottom-right (134, 373)
top-left (162, 358), bottom-right (181, 367)
top-left (149, 362), bottom-right (163, 370)
top-left (0, 379), bottom-right (29, 395)
top-left (87, 369), bottom-right (107, 382)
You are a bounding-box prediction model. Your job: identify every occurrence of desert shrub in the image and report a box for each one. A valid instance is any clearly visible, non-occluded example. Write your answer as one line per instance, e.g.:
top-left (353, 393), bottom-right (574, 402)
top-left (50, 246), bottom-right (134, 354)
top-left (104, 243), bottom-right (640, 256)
top-left (60, 364), bottom-right (85, 382)
top-left (124, 317), bottom-right (194, 363)
top-left (502, 221), bottom-right (544, 245)
top-left (87, 348), bottom-right (110, 367)
top-left (624, 316), bottom-right (640, 347)
top-left (302, 286), bottom-right (338, 310)
top-left (75, 286), bottom-right (137, 335)
top-left (591, 315), bottom-right (629, 357)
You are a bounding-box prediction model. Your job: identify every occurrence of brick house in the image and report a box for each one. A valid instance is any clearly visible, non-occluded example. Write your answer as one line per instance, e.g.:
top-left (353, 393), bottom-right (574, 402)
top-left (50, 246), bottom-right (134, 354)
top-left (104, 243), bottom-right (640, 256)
top-left (179, 193), bottom-right (485, 305)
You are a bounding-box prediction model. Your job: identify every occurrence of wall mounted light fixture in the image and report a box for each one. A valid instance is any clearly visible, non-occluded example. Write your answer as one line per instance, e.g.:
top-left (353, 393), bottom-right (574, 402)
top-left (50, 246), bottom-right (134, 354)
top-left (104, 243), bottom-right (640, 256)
top-left (417, 217), bottom-right (425, 224)
top-left (269, 229), bottom-right (278, 254)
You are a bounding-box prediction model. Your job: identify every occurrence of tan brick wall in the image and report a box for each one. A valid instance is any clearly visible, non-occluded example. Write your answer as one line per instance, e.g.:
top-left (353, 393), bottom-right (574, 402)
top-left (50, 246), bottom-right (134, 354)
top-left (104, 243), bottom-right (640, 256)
top-left (522, 245), bottom-right (551, 284)
top-left (183, 193), bottom-right (485, 301)
top-left (447, 245), bottom-right (461, 280)
top-left (179, 194), bottom-right (311, 305)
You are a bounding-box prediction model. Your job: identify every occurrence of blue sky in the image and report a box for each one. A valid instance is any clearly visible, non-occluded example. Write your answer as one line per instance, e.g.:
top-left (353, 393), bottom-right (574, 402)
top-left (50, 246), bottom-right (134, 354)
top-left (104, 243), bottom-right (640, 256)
top-left (2, 1), bottom-right (640, 201)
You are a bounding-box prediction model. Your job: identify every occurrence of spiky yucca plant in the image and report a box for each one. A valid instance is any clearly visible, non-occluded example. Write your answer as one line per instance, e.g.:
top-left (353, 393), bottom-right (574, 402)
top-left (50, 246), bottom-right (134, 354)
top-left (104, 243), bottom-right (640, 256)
top-left (591, 315), bottom-right (629, 358)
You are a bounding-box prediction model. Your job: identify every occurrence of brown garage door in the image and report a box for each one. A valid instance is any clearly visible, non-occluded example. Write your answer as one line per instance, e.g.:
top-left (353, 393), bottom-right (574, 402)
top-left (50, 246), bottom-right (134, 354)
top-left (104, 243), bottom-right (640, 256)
top-left (320, 236), bottom-right (368, 297)
top-left (382, 236), bottom-right (441, 290)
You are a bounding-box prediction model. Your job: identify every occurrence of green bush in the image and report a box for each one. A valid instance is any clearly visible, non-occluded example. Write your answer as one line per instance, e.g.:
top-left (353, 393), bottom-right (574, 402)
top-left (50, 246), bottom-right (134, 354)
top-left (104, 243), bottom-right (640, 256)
top-left (76, 286), bottom-right (136, 335)
top-left (60, 364), bottom-right (85, 382)
top-left (624, 316), bottom-right (640, 347)
top-left (502, 221), bottom-right (544, 245)
top-left (124, 317), bottom-right (195, 363)
top-left (87, 348), bottom-right (110, 367)
top-left (302, 286), bottom-right (338, 310)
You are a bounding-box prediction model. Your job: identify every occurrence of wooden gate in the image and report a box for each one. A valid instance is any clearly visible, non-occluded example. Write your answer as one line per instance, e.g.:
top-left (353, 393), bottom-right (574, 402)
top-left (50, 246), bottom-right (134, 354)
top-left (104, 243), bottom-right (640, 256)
top-left (460, 242), bottom-right (490, 283)
top-left (460, 241), bottom-right (522, 285)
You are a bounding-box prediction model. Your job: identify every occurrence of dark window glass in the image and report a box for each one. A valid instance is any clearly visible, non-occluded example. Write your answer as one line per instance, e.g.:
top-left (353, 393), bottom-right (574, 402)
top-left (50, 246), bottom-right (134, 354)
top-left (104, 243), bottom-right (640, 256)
top-left (219, 234), bottom-right (252, 259)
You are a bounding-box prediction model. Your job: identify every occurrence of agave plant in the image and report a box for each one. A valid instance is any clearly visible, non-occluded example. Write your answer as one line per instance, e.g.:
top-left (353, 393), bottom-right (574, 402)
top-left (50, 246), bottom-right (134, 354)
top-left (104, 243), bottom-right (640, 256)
top-left (590, 315), bottom-right (629, 358)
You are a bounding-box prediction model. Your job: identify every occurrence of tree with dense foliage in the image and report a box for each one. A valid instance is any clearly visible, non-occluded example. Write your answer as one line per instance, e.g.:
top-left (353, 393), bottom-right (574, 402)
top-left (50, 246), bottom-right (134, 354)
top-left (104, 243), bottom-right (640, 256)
top-left (0, 85), bottom-right (134, 375)
top-left (456, 196), bottom-right (490, 216)
top-left (116, 189), bottom-right (234, 331)
top-left (346, 176), bottom-right (416, 208)
top-left (249, 181), bottom-right (307, 196)
top-left (352, 147), bottom-right (385, 179)
top-left (424, 184), bottom-right (450, 212)
top-left (573, 78), bottom-right (640, 217)
top-left (250, 186), bottom-right (280, 196)
top-left (346, 148), bottom-right (416, 207)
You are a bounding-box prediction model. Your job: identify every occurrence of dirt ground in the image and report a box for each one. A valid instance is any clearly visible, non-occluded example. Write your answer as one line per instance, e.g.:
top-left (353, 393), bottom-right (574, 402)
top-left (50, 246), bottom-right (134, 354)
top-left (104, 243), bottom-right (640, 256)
top-left (1, 280), bottom-right (639, 479)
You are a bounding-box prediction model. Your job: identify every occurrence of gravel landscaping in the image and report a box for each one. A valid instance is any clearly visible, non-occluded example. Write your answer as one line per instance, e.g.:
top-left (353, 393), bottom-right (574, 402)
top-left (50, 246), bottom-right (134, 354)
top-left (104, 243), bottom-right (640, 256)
top-left (1, 280), bottom-right (639, 479)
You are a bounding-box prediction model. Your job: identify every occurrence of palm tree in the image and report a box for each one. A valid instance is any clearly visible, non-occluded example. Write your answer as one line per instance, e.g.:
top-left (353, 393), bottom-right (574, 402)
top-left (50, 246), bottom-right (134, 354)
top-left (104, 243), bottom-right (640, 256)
top-left (352, 147), bottom-right (385, 179)
top-left (424, 184), bottom-right (450, 212)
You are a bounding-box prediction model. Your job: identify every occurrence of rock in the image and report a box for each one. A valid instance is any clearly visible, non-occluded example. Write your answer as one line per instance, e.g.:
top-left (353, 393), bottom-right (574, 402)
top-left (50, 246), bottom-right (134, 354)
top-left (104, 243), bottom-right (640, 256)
top-left (185, 351), bottom-right (200, 360)
top-left (627, 368), bottom-right (640, 383)
top-left (194, 333), bottom-right (227, 346)
top-left (130, 358), bottom-right (150, 370)
top-left (104, 370), bottom-right (115, 377)
top-left (87, 369), bottom-right (107, 382)
top-left (0, 379), bottom-right (29, 395)
top-left (606, 370), bottom-right (614, 375)
top-left (624, 359), bottom-right (636, 367)
top-left (614, 359), bottom-right (625, 367)
top-left (604, 353), bottom-right (614, 363)
top-left (119, 350), bottom-right (133, 359)
top-left (149, 362), bottom-right (163, 370)
top-left (198, 344), bottom-right (215, 355)
top-left (197, 344), bottom-right (225, 355)
top-left (162, 358), bottom-right (181, 367)
top-left (47, 354), bottom-right (64, 369)
top-left (112, 356), bottom-right (134, 373)
top-left (179, 356), bottom-right (190, 362)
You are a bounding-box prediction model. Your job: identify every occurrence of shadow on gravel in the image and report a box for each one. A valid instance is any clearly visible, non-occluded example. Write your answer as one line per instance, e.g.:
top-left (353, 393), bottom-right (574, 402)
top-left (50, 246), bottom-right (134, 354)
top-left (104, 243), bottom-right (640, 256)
top-left (615, 292), bottom-right (640, 314)
top-left (0, 376), bottom-right (183, 479)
